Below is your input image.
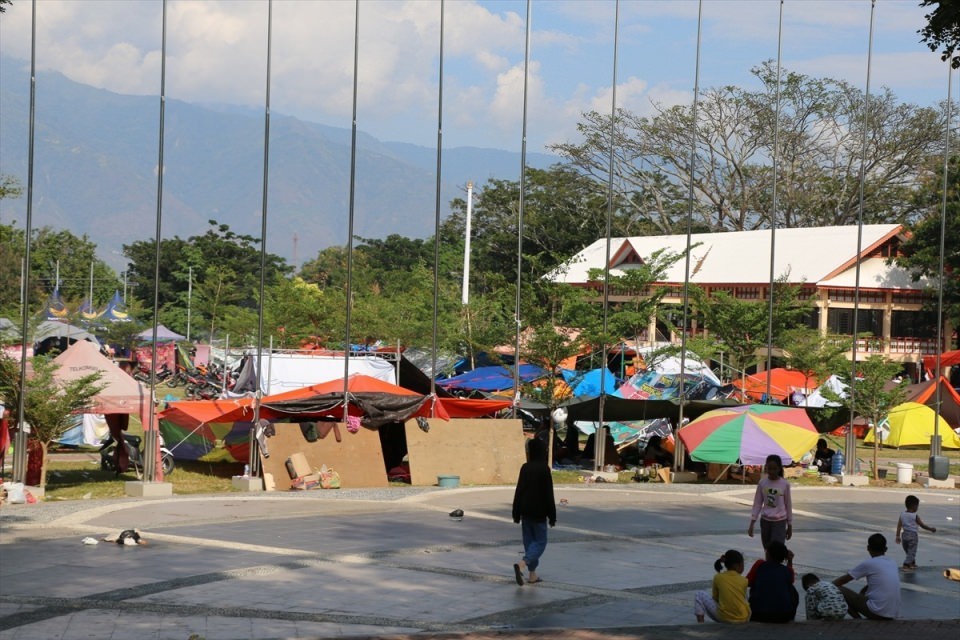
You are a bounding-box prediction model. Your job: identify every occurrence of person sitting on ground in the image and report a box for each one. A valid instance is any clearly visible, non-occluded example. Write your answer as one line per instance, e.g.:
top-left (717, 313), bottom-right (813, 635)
top-left (833, 533), bottom-right (901, 620)
top-left (746, 540), bottom-right (799, 623)
top-left (802, 573), bottom-right (848, 621)
top-left (694, 549), bottom-right (750, 624)
top-left (642, 435), bottom-right (673, 467)
top-left (813, 438), bottom-right (835, 472)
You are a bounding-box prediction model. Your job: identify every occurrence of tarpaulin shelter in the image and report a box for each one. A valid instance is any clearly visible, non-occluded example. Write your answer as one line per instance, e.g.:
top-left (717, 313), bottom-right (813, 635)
top-left (732, 368), bottom-right (817, 403)
top-left (158, 374), bottom-right (513, 462)
top-left (559, 368), bottom-right (619, 397)
top-left (864, 402), bottom-right (960, 449)
top-left (33, 320), bottom-right (101, 356)
top-left (435, 364), bottom-right (547, 392)
top-left (231, 351), bottom-right (398, 396)
top-left (922, 350), bottom-right (960, 377)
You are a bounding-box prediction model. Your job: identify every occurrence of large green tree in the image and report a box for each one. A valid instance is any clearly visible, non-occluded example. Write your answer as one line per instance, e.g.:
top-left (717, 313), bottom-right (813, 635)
top-left (0, 352), bottom-right (103, 487)
top-left (920, 0), bottom-right (960, 68)
top-left (553, 64), bottom-right (944, 233)
top-left (897, 156), bottom-right (960, 338)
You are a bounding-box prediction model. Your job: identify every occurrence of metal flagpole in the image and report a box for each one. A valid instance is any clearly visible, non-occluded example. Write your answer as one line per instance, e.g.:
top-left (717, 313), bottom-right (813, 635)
top-left (12, 0), bottom-right (38, 484)
top-left (512, 0), bottom-right (532, 417)
top-left (342, 0), bottom-right (361, 421)
top-left (930, 63), bottom-right (954, 473)
top-left (675, 0), bottom-right (704, 473)
top-left (249, 0), bottom-right (274, 478)
top-left (765, 0), bottom-right (785, 402)
top-left (143, 0), bottom-right (171, 483)
top-left (847, 0), bottom-right (876, 475)
top-left (597, 0), bottom-right (620, 472)
top-left (430, 0), bottom-right (445, 411)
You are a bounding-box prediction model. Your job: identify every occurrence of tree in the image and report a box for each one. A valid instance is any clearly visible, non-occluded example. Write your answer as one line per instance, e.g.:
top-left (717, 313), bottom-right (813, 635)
top-left (896, 155), bottom-right (960, 337)
top-left (553, 64), bottom-right (944, 233)
top-left (688, 278), bottom-right (812, 386)
top-left (920, 0), bottom-right (960, 68)
top-left (780, 327), bottom-right (850, 402)
top-left (826, 355), bottom-right (907, 480)
top-left (0, 351), bottom-right (103, 487)
top-left (0, 1), bottom-right (12, 15)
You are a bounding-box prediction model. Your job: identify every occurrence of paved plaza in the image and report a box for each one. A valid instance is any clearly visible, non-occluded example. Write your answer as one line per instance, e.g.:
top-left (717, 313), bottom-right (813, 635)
top-left (1, 483), bottom-right (958, 640)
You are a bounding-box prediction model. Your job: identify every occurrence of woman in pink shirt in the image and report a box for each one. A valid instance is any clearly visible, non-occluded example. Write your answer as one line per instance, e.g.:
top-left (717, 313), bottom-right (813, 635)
top-left (747, 454), bottom-right (792, 550)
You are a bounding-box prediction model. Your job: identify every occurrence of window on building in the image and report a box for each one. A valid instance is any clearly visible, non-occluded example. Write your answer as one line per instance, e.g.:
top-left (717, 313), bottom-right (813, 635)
top-left (891, 310), bottom-right (938, 339)
top-left (826, 308), bottom-right (882, 336)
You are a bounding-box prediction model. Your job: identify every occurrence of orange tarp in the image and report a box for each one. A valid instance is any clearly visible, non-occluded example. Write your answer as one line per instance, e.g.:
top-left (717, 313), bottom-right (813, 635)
top-left (731, 368), bottom-right (818, 402)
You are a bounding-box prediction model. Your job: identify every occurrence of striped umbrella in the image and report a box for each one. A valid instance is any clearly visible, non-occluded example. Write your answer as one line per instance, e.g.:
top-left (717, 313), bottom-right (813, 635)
top-left (678, 404), bottom-right (818, 465)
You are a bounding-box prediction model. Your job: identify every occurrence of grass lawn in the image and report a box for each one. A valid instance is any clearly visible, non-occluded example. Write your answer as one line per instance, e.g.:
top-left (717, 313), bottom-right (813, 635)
top-left (43, 457), bottom-right (243, 500)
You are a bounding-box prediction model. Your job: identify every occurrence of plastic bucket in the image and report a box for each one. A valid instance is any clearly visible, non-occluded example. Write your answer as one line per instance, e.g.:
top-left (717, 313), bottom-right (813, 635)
top-left (896, 463), bottom-right (913, 484)
top-left (437, 474), bottom-right (460, 488)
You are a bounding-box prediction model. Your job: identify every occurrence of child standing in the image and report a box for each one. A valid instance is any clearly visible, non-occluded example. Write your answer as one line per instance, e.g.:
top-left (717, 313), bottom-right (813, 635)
top-left (747, 454), bottom-right (793, 549)
top-left (694, 550), bottom-right (750, 624)
top-left (802, 573), bottom-right (848, 620)
top-left (895, 494), bottom-right (936, 570)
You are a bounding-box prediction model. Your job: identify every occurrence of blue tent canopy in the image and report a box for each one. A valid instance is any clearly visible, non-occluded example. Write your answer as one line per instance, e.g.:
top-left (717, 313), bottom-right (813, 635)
top-left (435, 364), bottom-right (546, 392)
top-left (559, 367), bottom-right (619, 397)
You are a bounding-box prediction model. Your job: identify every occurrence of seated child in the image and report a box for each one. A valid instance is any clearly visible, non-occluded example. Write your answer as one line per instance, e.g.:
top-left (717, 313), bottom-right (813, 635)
top-left (802, 573), bottom-right (848, 620)
top-left (747, 540), bottom-right (799, 623)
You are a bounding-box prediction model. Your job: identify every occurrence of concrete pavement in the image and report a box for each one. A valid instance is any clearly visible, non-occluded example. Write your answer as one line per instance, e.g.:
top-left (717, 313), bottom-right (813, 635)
top-left (1, 483), bottom-right (958, 640)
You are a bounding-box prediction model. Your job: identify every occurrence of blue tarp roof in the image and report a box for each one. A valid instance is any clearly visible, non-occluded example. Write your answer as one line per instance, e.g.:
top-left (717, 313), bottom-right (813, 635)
top-left (559, 367), bottom-right (619, 397)
top-left (435, 364), bottom-right (546, 392)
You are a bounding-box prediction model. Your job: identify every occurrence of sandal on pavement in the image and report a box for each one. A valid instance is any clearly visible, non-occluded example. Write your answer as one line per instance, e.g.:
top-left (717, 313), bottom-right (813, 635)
top-left (513, 564), bottom-right (524, 586)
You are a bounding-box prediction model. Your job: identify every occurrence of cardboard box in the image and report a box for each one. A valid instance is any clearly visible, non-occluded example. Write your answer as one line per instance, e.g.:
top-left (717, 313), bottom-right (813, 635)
top-left (285, 452), bottom-right (312, 479)
top-left (707, 463), bottom-right (730, 481)
top-left (290, 473), bottom-right (320, 490)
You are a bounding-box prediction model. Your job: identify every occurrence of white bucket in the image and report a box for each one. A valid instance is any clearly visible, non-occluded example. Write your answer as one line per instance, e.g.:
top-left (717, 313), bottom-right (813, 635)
top-left (896, 463), bottom-right (913, 484)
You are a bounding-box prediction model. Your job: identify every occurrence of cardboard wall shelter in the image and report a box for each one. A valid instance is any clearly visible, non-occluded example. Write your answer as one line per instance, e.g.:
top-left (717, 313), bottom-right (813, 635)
top-left (260, 422), bottom-right (388, 489)
top-left (405, 418), bottom-right (525, 486)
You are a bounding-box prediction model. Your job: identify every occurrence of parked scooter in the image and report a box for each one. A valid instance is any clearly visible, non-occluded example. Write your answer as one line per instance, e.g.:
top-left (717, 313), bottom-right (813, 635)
top-left (100, 433), bottom-right (175, 478)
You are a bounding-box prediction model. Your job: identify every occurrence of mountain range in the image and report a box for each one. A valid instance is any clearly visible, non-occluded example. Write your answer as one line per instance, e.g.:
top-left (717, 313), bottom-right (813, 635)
top-left (0, 56), bottom-right (557, 270)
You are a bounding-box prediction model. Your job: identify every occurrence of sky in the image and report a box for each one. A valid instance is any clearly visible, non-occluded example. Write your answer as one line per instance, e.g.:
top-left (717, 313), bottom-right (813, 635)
top-left (0, 0), bottom-right (954, 156)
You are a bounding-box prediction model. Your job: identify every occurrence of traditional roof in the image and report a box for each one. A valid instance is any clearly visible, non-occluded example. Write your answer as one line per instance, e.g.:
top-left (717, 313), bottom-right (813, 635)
top-left (548, 224), bottom-right (927, 291)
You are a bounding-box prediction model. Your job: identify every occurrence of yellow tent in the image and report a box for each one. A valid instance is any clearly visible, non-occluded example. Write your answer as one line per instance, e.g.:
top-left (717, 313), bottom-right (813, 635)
top-left (864, 402), bottom-right (960, 449)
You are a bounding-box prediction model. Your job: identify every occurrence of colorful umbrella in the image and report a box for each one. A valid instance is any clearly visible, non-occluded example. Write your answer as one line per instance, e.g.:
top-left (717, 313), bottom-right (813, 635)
top-left (678, 404), bottom-right (819, 465)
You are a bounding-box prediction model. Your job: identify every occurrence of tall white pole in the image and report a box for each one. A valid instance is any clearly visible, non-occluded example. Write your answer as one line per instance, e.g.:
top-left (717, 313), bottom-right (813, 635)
top-left (186, 265), bottom-right (192, 343)
top-left (88, 260), bottom-right (94, 305)
top-left (461, 181), bottom-right (473, 305)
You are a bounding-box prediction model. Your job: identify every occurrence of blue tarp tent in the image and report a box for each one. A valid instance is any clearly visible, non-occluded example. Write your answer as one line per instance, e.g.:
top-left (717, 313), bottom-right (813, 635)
top-left (559, 367), bottom-right (619, 397)
top-left (435, 364), bottom-right (546, 392)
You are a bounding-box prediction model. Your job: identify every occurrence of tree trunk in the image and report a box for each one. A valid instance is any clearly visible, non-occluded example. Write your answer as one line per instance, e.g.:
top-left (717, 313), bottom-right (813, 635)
top-left (39, 439), bottom-right (49, 488)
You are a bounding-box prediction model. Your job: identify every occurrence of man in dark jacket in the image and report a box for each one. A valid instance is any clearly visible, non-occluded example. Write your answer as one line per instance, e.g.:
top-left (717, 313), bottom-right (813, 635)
top-left (512, 437), bottom-right (556, 585)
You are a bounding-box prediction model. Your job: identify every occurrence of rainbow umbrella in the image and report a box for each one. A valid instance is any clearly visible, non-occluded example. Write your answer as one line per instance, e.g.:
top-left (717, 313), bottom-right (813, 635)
top-left (678, 404), bottom-right (818, 465)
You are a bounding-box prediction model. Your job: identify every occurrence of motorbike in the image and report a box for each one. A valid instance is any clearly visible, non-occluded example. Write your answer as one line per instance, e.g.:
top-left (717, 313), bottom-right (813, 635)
top-left (100, 432), bottom-right (175, 478)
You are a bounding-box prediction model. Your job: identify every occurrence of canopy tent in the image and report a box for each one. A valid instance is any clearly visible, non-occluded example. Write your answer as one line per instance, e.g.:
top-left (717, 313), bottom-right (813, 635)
top-left (731, 368), bottom-right (817, 403)
top-left (136, 324), bottom-right (186, 342)
top-left (76, 297), bottom-right (103, 324)
top-left (864, 402), bottom-right (960, 449)
top-left (435, 364), bottom-right (547, 392)
top-left (52, 340), bottom-right (149, 418)
top-left (617, 369), bottom-right (722, 401)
